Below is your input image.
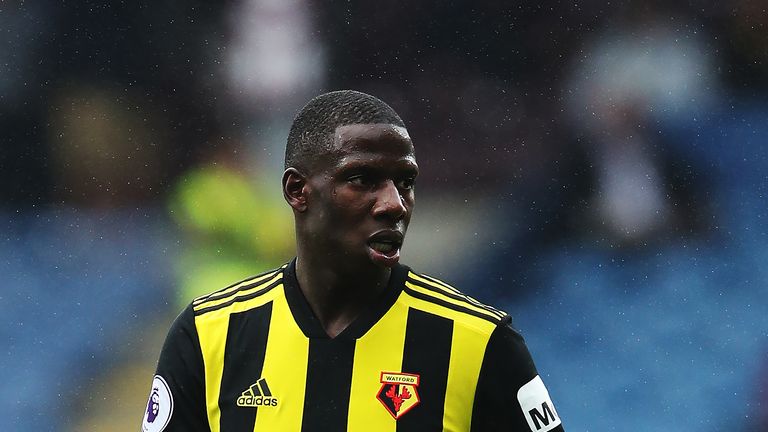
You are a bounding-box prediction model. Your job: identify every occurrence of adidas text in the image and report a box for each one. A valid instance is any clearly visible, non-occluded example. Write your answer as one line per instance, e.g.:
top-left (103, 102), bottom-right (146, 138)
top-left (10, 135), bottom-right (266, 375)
top-left (237, 395), bottom-right (278, 407)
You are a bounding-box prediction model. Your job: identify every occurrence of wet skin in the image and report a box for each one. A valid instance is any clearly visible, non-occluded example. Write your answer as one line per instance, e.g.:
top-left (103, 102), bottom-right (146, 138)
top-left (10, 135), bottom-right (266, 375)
top-left (283, 123), bottom-right (419, 336)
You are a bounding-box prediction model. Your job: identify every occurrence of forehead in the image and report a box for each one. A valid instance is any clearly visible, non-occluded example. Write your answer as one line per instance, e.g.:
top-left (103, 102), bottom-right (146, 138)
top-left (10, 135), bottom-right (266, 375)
top-left (331, 123), bottom-right (414, 157)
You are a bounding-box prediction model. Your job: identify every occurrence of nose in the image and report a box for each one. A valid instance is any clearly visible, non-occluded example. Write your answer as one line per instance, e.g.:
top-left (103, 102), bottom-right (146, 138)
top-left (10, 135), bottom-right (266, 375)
top-left (371, 180), bottom-right (406, 220)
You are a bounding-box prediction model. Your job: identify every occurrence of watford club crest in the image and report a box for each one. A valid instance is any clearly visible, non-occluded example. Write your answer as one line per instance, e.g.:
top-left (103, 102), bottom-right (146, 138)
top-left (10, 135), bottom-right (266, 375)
top-left (376, 372), bottom-right (421, 419)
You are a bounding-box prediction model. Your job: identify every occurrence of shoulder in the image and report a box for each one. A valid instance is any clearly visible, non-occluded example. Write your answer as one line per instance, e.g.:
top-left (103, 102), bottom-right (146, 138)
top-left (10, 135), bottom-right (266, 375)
top-left (399, 266), bottom-right (511, 335)
top-left (189, 263), bottom-right (288, 319)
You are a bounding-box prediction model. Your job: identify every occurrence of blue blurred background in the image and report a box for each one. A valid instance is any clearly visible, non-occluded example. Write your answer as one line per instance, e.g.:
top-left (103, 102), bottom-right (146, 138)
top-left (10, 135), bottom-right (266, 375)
top-left (2, 1), bottom-right (767, 430)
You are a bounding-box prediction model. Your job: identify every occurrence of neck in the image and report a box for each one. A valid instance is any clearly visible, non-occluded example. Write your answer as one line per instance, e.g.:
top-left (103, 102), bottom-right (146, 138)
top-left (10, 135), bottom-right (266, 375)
top-left (295, 251), bottom-right (391, 338)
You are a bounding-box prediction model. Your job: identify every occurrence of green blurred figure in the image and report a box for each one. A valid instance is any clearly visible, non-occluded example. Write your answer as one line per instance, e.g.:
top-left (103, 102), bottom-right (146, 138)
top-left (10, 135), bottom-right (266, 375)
top-left (169, 164), bottom-right (295, 308)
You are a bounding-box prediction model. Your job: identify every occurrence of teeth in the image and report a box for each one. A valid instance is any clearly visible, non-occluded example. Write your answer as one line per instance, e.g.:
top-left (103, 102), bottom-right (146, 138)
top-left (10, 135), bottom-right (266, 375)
top-left (370, 242), bottom-right (395, 253)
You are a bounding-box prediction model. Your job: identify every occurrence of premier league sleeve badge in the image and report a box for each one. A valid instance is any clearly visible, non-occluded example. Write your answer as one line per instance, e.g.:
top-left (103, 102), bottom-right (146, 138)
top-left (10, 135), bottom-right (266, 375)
top-left (141, 375), bottom-right (174, 432)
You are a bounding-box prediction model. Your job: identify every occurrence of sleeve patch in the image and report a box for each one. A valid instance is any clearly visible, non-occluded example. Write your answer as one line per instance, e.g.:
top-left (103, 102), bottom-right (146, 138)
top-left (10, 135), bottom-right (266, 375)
top-left (142, 375), bottom-right (174, 432)
top-left (517, 375), bottom-right (561, 432)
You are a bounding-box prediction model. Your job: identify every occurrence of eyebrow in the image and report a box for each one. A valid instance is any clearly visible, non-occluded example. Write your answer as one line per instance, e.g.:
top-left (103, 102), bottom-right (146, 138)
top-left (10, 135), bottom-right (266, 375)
top-left (336, 159), bottom-right (419, 175)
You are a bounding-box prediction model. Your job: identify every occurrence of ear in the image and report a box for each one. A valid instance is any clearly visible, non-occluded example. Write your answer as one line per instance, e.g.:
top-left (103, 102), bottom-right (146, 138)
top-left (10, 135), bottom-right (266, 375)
top-left (282, 168), bottom-right (308, 212)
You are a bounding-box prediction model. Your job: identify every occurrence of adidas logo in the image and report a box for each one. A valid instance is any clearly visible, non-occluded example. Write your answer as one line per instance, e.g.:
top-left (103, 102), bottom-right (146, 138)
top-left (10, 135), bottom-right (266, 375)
top-left (237, 378), bottom-right (279, 407)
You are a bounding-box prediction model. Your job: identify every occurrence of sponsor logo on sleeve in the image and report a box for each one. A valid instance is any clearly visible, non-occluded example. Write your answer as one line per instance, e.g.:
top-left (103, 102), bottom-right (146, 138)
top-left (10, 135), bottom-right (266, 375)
top-left (517, 375), bottom-right (561, 432)
top-left (142, 375), bottom-right (173, 432)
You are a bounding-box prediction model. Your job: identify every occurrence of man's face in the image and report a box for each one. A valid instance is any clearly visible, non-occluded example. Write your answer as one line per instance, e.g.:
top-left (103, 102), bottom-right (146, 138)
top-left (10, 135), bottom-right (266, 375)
top-left (304, 123), bottom-right (418, 269)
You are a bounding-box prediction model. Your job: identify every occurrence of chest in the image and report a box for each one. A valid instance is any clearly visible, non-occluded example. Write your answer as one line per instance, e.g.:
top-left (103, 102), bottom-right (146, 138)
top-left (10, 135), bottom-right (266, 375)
top-left (200, 301), bottom-right (490, 431)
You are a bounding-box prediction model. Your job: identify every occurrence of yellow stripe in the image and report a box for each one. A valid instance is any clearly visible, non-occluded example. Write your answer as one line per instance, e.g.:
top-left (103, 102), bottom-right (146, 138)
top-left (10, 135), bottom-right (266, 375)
top-left (195, 309), bottom-right (230, 432)
top-left (195, 285), bottom-right (283, 431)
top-left (193, 268), bottom-right (283, 307)
top-left (409, 273), bottom-right (505, 318)
top-left (193, 273), bottom-right (283, 313)
top-left (346, 295), bottom-right (410, 432)
top-left (404, 280), bottom-right (501, 322)
top-left (443, 319), bottom-right (494, 431)
top-left (410, 273), bottom-right (506, 317)
top-left (195, 281), bottom-right (282, 323)
top-left (255, 289), bottom-right (309, 431)
top-left (396, 294), bottom-right (496, 430)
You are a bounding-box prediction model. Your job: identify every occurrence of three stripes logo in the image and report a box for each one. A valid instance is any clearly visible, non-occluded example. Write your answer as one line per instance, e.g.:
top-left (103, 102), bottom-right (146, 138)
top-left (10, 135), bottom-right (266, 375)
top-left (237, 378), bottom-right (279, 408)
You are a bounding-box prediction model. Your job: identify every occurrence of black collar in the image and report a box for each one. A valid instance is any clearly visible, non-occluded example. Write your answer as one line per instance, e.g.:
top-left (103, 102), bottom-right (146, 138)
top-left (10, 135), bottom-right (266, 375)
top-left (282, 257), bottom-right (408, 340)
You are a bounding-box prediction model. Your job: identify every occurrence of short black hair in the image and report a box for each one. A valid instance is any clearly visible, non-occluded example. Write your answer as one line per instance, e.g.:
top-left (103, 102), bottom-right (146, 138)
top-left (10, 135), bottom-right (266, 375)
top-left (285, 90), bottom-right (406, 171)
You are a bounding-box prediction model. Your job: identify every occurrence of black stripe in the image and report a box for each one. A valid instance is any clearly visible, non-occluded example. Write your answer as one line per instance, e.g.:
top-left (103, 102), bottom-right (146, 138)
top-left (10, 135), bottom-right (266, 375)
top-left (219, 303), bottom-right (273, 431)
top-left (194, 278), bottom-right (282, 316)
top-left (417, 273), bottom-right (507, 317)
top-left (403, 286), bottom-right (503, 325)
top-left (407, 277), bottom-right (505, 319)
top-left (194, 266), bottom-right (284, 305)
top-left (398, 308), bottom-right (453, 431)
top-left (258, 378), bottom-right (272, 397)
top-left (301, 339), bottom-right (356, 432)
top-left (195, 270), bottom-right (281, 306)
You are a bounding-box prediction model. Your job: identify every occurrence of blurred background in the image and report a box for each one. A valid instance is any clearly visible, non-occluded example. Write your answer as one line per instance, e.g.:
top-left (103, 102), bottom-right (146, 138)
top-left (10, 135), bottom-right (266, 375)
top-left (1, 0), bottom-right (767, 430)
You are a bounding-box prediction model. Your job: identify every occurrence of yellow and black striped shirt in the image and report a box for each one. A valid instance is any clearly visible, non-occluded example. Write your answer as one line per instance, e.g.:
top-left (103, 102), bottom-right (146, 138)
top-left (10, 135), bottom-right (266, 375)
top-left (143, 259), bottom-right (564, 432)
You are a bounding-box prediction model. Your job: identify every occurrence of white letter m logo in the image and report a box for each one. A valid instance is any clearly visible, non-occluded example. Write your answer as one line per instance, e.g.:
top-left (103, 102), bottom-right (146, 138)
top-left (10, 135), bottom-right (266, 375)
top-left (528, 401), bottom-right (558, 430)
top-left (517, 375), bottom-right (562, 432)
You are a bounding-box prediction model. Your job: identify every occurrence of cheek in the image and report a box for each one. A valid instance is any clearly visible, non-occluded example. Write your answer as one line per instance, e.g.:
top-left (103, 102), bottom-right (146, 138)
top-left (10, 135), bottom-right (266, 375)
top-left (330, 189), bottom-right (372, 218)
top-left (403, 193), bottom-right (415, 208)
top-left (402, 193), bottom-right (415, 211)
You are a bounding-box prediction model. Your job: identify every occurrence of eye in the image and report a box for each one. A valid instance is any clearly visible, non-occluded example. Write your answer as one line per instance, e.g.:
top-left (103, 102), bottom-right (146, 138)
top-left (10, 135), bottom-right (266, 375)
top-left (347, 174), bottom-right (372, 187)
top-left (397, 177), bottom-right (416, 191)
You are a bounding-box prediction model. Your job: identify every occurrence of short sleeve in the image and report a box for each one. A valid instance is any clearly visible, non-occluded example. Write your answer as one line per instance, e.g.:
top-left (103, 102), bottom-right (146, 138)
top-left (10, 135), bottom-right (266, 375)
top-left (471, 324), bottom-right (564, 432)
top-left (140, 305), bottom-right (210, 432)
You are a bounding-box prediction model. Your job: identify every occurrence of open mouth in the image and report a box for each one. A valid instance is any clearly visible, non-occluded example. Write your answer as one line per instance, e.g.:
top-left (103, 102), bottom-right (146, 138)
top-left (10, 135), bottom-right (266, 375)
top-left (369, 240), bottom-right (400, 256)
top-left (367, 231), bottom-right (404, 264)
